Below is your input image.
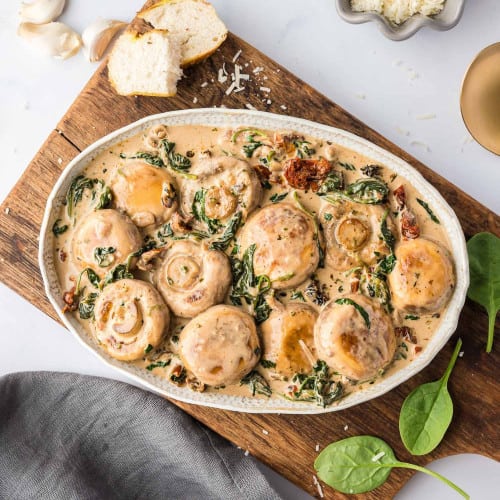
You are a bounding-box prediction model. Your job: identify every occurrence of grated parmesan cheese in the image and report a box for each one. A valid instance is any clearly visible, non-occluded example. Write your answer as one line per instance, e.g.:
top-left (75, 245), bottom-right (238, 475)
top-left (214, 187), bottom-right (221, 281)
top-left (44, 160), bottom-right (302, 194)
top-left (351, 0), bottom-right (445, 24)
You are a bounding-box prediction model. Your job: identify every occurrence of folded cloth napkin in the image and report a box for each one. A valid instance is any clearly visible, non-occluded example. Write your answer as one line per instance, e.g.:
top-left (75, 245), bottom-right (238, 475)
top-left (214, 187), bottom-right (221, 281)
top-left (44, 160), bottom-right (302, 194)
top-left (0, 372), bottom-right (283, 500)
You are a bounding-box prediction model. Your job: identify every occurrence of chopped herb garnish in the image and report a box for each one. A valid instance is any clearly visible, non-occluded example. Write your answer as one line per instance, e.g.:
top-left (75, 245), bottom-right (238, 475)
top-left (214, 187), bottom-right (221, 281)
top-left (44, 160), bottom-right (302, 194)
top-left (290, 290), bottom-right (306, 302)
top-left (269, 192), bottom-right (288, 203)
top-left (52, 219), bottom-right (68, 236)
top-left (170, 367), bottom-right (187, 384)
top-left (323, 213), bottom-right (333, 221)
top-left (240, 370), bottom-right (272, 397)
top-left (417, 198), bottom-right (440, 224)
top-left (338, 161), bottom-right (356, 171)
top-left (146, 360), bottom-right (171, 371)
top-left (293, 140), bottom-right (315, 158)
top-left (144, 344), bottom-right (153, 354)
top-left (335, 298), bottom-right (370, 329)
top-left (405, 314), bottom-right (420, 320)
top-left (260, 359), bottom-right (277, 369)
top-left (360, 164), bottom-right (382, 177)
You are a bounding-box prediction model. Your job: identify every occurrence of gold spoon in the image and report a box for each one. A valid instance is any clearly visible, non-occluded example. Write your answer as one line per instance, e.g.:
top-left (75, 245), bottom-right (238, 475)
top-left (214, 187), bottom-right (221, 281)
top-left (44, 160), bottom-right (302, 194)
top-left (460, 42), bottom-right (500, 156)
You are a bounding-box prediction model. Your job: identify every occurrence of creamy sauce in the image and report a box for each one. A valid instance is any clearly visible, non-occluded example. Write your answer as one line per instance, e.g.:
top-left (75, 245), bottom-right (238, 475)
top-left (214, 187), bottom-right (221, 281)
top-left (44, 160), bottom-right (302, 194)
top-left (53, 124), bottom-right (454, 407)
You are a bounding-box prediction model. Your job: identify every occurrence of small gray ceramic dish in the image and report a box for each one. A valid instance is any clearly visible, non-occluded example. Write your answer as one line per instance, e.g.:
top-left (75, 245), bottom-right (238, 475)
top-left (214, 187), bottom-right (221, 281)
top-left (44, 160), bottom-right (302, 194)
top-left (335, 0), bottom-right (465, 41)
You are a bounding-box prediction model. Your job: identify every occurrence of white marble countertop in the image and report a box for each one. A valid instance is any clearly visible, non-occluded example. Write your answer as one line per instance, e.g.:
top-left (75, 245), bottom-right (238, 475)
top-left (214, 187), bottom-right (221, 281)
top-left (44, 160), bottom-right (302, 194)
top-left (0, 1), bottom-right (498, 498)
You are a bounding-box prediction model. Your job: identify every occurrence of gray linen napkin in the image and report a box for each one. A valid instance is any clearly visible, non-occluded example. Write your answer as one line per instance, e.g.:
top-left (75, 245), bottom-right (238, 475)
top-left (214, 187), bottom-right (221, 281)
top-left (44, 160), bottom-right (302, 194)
top-left (0, 372), bottom-right (282, 500)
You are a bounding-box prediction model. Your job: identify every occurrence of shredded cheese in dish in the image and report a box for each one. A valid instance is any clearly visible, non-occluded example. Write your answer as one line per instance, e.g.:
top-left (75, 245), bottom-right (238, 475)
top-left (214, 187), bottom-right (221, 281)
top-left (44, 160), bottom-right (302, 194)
top-left (351, 0), bottom-right (445, 24)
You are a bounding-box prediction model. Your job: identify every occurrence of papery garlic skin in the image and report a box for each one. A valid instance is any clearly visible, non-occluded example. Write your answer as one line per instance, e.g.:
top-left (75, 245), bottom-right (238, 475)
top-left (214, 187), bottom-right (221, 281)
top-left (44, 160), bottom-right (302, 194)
top-left (18, 22), bottom-right (82, 59)
top-left (82, 18), bottom-right (127, 62)
top-left (19, 0), bottom-right (66, 25)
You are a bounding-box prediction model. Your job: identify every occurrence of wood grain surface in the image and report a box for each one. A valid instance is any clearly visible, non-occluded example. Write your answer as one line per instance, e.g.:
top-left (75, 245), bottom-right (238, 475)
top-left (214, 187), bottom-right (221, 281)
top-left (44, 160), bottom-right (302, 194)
top-left (0, 22), bottom-right (498, 500)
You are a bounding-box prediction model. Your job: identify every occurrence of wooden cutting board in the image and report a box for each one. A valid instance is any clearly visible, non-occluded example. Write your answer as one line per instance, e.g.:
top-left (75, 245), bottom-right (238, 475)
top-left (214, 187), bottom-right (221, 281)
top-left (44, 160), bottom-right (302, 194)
top-left (0, 13), bottom-right (498, 499)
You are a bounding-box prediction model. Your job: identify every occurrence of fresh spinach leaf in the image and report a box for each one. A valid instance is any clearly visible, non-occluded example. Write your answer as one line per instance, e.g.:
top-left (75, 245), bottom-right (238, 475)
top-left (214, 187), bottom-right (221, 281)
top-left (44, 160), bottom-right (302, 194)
top-left (78, 292), bottom-right (98, 320)
top-left (314, 436), bottom-right (468, 497)
top-left (128, 152), bottom-right (164, 167)
top-left (405, 314), bottom-right (420, 320)
top-left (399, 338), bottom-right (462, 455)
top-left (380, 208), bottom-right (395, 251)
top-left (242, 140), bottom-right (264, 158)
top-left (160, 139), bottom-right (197, 179)
top-left (93, 246), bottom-right (116, 267)
top-left (95, 181), bottom-right (113, 210)
top-left (293, 140), bottom-right (315, 158)
top-left (360, 164), bottom-right (382, 177)
top-left (192, 189), bottom-right (222, 234)
top-left (289, 360), bottom-right (344, 408)
top-left (290, 290), bottom-right (306, 302)
top-left (66, 176), bottom-right (95, 217)
top-left (144, 344), bottom-right (153, 354)
top-left (240, 370), bottom-right (272, 397)
top-left (467, 232), bottom-right (499, 353)
top-left (209, 212), bottom-right (242, 252)
top-left (102, 264), bottom-right (134, 287)
top-left (146, 360), bottom-right (170, 371)
top-left (52, 219), bottom-right (68, 236)
top-left (317, 170), bottom-right (344, 195)
top-left (417, 198), bottom-right (440, 224)
top-left (323, 178), bottom-right (389, 205)
top-left (335, 298), bottom-right (370, 329)
top-left (75, 267), bottom-right (100, 294)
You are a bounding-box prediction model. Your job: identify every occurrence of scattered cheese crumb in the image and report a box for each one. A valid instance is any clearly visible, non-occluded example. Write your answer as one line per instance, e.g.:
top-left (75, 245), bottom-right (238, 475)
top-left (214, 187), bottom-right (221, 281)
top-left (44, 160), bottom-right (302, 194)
top-left (225, 81), bottom-right (237, 96)
top-left (266, 99), bottom-right (272, 105)
top-left (344, 424), bottom-right (349, 431)
top-left (244, 449), bottom-right (250, 456)
top-left (200, 82), bottom-right (208, 88)
top-left (459, 351), bottom-right (464, 358)
top-left (57, 158), bottom-right (63, 165)
top-left (315, 444), bottom-right (320, 452)
top-left (260, 86), bottom-right (271, 93)
top-left (262, 429), bottom-right (269, 435)
top-left (252, 66), bottom-right (264, 74)
top-left (372, 451), bottom-right (385, 462)
top-left (416, 113), bottom-right (436, 120)
top-left (4, 207), bottom-right (10, 215)
top-left (232, 49), bottom-right (242, 63)
top-left (193, 97), bottom-right (198, 104)
top-left (312, 476), bottom-right (324, 498)
top-left (410, 140), bottom-right (431, 152)
top-left (245, 103), bottom-right (257, 110)
top-left (280, 105), bottom-right (287, 111)
top-left (395, 126), bottom-right (410, 136)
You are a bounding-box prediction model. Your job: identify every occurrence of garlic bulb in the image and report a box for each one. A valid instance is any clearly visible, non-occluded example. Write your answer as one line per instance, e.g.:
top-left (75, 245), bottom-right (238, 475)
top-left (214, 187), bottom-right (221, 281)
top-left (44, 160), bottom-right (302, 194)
top-left (18, 22), bottom-right (82, 59)
top-left (19, 0), bottom-right (65, 24)
top-left (82, 18), bottom-right (127, 62)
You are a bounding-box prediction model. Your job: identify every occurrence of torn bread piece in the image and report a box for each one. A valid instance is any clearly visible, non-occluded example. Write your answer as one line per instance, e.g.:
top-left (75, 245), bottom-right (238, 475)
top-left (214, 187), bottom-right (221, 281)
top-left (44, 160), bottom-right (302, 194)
top-left (138, 0), bottom-right (228, 66)
top-left (107, 19), bottom-right (182, 97)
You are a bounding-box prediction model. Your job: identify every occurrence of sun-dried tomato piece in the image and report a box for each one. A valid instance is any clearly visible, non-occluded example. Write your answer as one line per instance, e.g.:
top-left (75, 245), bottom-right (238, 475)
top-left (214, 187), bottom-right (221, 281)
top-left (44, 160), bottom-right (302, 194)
top-left (283, 157), bottom-right (332, 191)
top-left (394, 185), bottom-right (406, 209)
top-left (395, 326), bottom-right (417, 344)
top-left (62, 286), bottom-right (77, 313)
top-left (401, 209), bottom-right (420, 239)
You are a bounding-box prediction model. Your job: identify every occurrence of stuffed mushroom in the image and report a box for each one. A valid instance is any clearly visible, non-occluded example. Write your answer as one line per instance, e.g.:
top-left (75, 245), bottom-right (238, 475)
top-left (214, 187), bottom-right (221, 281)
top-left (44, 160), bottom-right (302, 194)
top-left (156, 239), bottom-right (231, 318)
top-left (93, 279), bottom-right (169, 361)
top-left (180, 156), bottom-right (262, 224)
top-left (314, 294), bottom-right (396, 380)
top-left (111, 161), bottom-right (178, 227)
top-left (319, 202), bottom-right (394, 271)
top-left (388, 238), bottom-right (455, 314)
top-left (179, 305), bottom-right (260, 386)
top-left (71, 209), bottom-right (142, 277)
top-left (239, 203), bottom-right (320, 289)
top-left (260, 299), bottom-right (318, 376)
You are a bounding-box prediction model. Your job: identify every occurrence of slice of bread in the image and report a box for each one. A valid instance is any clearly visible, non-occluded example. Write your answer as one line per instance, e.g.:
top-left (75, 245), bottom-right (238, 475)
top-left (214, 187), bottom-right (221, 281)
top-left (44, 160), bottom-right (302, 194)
top-left (108, 19), bottom-right (182, 97)
top-left (138, 0), bottom-right (228, 66)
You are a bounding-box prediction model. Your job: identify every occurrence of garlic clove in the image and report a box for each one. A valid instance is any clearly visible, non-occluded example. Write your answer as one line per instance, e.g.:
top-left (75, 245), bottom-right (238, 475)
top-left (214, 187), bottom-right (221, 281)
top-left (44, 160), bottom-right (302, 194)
top-left (18, 22), bottom-right (82, 60)
top-left (19, 0), bottom-right (66, 25)
top-left (82, 18), bottom-right (127, 62)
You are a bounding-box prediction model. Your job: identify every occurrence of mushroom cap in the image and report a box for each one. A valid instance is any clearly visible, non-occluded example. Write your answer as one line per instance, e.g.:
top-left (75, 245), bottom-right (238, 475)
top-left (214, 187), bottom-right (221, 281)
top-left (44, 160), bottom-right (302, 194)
top-left (179, 305), bottom-right (260, 386)
top-left (319, 202), bottom-right (394, 271)
top-left (314, 294), bottom-right (396, 380)
top-left (71, 209), bottom-right (142, 277)
top-left (261, 300), bottom-right (318, 376)
top-left (180, 155), bottom-right (262, 222)
top-left (111, 161), bottom-right (178, 227)
top-left (388, 238), bottom-right (455, 314)
top-left (156, 239), bottom-right (231, 318)
top-left (239, 202), bottom-right (319, 289)
top-left (93, 279), bottom-right (170, 361)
